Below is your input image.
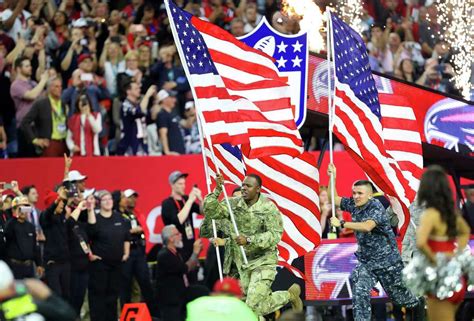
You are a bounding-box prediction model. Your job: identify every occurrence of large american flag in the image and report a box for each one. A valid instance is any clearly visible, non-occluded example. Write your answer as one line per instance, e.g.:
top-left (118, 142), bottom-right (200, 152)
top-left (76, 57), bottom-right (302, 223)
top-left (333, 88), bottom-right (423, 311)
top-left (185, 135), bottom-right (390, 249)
top-left (203, 141), bottom-right (321, 276)
top-left (330, 14), bottom-right (418, 237)
top-left (165, 0), bottom-right (304, 158)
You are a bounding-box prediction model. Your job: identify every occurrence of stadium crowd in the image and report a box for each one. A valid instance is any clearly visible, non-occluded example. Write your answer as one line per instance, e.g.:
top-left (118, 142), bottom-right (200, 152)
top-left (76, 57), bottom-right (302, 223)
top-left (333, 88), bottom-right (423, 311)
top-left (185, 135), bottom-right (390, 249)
top-left (0, 0), bottom-right (466, 159)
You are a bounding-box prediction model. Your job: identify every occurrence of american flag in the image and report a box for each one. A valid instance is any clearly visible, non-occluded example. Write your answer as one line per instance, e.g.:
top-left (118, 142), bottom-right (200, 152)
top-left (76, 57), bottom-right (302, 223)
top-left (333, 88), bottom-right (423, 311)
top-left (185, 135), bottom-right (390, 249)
top-left (165, 0), bottom-right (304, 158)
top-left (330, 13), bottom-right (417, 237)
top-left (203, 141), bottom-right (321, 275)
top-left (380, 94), bottom-right (423, 192)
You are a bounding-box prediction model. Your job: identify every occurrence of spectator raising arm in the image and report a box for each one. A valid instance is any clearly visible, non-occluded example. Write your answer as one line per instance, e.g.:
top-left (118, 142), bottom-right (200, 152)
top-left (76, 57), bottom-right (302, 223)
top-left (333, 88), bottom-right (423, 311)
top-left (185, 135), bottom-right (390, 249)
top-left (2, 0), bottom-right (27, 32)
top-left (23, 72), bottom-right (49, 101)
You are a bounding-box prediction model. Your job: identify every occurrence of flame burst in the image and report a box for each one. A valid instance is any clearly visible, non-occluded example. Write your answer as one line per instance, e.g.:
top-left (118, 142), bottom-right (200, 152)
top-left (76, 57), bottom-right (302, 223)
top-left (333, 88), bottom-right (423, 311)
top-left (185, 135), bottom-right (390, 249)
top-left (282, 0), bottom-right (326, 53)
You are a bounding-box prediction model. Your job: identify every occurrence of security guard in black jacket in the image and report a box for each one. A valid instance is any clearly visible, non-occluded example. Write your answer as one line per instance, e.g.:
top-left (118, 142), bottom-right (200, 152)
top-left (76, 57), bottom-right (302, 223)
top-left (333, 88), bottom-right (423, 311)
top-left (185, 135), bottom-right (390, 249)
top-left (119, 189), bottom-right (157, 316)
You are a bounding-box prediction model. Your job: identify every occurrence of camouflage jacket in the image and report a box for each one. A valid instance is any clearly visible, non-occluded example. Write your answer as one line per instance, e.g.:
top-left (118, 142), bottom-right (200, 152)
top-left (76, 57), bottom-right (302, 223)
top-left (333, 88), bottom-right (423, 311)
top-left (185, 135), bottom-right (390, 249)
top-left (341, 197), bottom-right (402, 270)
top-left (203, 186), bottom-right (283, 271)
top-left (200, 216), bottom-right (235, 275)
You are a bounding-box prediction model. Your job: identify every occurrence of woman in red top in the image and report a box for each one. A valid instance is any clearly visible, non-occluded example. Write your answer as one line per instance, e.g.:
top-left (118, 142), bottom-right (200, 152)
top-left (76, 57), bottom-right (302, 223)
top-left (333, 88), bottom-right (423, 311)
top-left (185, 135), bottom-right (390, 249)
top-left (66, 94), bottom-right (102, 156)
top-left (416, 165), bottom-right (471, 321)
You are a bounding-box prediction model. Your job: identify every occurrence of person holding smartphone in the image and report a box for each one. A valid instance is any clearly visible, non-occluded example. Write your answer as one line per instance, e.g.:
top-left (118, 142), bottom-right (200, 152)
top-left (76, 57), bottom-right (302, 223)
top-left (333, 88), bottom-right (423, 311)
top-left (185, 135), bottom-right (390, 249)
top-left (66, 94), bottom-right (102, 156)
top-left (4, 196), bottom-right (43, 279)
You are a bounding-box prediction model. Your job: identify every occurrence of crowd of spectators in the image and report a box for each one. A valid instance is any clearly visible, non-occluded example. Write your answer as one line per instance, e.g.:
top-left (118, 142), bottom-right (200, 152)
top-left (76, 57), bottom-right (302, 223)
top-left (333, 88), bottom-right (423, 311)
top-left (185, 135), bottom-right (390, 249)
top-left (0, 0), bottom-right (468, 159)
top-left (0, 157), bottom-right (209, 320)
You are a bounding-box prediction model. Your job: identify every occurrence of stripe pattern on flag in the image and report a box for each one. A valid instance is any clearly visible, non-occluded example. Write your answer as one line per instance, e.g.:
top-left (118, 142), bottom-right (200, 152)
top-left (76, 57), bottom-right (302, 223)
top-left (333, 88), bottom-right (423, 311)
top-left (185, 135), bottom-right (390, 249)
top-left (166, 1), bottom-right (303, 158)
top-left (379, 94), bottom-right (423, 192)
top-left (203, 142), bottom-right (321, 274)
top-left (330, 14), bottom-right (416, 238)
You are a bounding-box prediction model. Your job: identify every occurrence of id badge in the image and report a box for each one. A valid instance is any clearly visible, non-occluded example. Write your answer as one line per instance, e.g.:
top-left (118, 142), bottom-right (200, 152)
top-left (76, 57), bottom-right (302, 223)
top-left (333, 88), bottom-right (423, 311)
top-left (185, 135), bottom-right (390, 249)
top-left (184, 222), bottom-right (193, 240)
top-left (80, 240), bottom-right (90, 254)
top-left (131, 219), bottom-right (138, 229)
top-left (57, 123), bottom-right (67, 134)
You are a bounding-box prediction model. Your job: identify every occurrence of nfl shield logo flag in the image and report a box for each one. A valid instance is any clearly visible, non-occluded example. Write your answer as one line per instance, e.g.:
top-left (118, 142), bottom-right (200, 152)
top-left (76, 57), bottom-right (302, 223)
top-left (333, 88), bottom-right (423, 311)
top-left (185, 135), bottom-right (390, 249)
top-left (239, 18), bottom-right (309, 129)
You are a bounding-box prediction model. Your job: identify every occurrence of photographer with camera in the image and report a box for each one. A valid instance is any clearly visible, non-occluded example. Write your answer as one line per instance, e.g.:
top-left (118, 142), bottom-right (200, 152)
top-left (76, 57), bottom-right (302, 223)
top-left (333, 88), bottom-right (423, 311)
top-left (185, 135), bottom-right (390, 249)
top-left (39, 185), bottom-right (72, 301)
top-left (58, 26), bottom-right (91, 84)
top-left (4, 196), bottom-right (43, 279)
top-left (20, 76), bottom-right (68, 158)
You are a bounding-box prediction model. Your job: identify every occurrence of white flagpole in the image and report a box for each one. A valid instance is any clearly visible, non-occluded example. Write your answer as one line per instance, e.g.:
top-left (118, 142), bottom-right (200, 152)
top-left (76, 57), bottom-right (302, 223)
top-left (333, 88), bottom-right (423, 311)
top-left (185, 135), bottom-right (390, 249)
top-left (326, 8), bottom-right (337, 225)
top-left (197, 121), bottom-right (224, 282)
top-left (164, 0), bottom-right (248, 265)
top-left (197, 112), bottom-right (249, 265)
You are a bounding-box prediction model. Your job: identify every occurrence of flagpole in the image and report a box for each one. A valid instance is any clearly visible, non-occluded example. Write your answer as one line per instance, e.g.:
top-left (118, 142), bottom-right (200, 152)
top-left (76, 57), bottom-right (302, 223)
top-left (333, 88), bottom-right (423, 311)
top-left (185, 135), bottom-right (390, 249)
top-left (197, 112), bottom-right (249, 265)
top-left (197, 120), bottom-right (224, 281)
top-left (164, 0), bottom-right (248, 265)
top-left (326, 8), bottom-right (337, 227)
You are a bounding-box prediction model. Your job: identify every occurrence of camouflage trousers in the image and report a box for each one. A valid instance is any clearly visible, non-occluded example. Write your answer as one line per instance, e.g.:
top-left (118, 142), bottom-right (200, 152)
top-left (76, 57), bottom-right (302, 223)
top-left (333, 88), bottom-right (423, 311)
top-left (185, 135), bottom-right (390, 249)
top-left (350, 261), bottom-right (419, 321)
top-left (239, 265), bottom-right (290, 317)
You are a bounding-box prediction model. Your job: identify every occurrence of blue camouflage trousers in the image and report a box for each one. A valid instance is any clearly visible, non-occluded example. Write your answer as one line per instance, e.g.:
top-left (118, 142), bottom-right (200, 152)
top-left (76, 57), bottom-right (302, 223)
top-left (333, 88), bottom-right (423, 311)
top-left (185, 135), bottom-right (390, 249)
top-left (350, 261), bottom-right (419, 321)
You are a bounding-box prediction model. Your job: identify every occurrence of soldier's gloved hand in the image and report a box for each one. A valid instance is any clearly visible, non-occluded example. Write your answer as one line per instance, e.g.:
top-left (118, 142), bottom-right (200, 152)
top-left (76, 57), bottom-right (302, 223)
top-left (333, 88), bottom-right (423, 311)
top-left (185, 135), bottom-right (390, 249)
top-left (235, 235), bottom-right (248, 245)
top-left (215, 173), bottom-right (224, 189)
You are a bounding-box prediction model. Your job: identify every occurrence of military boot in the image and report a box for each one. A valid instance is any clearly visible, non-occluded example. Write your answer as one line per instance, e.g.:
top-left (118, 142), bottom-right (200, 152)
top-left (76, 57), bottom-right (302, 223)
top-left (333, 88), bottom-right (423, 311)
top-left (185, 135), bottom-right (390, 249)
top-left (288, 283), bottom-right (303, 312)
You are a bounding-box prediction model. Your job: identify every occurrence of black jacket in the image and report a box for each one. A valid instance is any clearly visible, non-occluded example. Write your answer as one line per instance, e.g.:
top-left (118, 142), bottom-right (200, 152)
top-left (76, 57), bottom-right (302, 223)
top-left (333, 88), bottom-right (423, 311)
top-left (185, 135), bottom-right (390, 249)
top-left (156, 247), bottom-right (189, 305)
top-left (20, 96), bottom-right (67, 143)
top-left (40, 202), bottom-right (70, 263)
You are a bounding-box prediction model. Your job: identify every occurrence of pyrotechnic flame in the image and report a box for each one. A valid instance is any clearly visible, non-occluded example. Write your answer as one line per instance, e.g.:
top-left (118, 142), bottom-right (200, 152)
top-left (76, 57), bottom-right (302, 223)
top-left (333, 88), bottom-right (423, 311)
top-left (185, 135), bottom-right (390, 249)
top-left (435, 0), bottom-right (473, 100)
top-left (282, 0), bottom-right (326, 53)
top-left (337, 0), bottom-right (364, 35)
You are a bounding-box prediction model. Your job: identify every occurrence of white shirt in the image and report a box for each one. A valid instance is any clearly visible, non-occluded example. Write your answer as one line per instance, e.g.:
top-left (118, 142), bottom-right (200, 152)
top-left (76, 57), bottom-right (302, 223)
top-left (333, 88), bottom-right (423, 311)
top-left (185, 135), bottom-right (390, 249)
top-left (1, 9), bottom-right (31, 42)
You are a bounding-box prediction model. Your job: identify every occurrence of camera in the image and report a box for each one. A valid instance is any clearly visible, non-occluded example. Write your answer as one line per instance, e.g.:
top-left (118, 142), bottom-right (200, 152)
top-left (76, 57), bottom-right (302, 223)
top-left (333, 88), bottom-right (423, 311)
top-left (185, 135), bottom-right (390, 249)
top-left (80, 38), bottom-right (89, 47)
top-left (141, 35), bottom-right (156, 42)
top-left (63, 181), bottom-right (79, 198)
top-left (20, 206), bottom-right (32, 214)
top-left (79, 95), bottom-right (89, 106)
top-left (2, 182), bottom-right (12, 190)
top-left (110, 36), bottom-right (121, 44)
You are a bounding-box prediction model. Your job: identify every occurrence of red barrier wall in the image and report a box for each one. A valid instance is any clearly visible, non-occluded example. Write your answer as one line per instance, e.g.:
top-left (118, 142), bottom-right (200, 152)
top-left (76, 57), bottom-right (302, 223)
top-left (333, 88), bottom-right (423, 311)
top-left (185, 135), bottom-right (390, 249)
top-left (0, 152), bottom-right (365, 212)
top-left (1, 152), bottom-right (470, 251)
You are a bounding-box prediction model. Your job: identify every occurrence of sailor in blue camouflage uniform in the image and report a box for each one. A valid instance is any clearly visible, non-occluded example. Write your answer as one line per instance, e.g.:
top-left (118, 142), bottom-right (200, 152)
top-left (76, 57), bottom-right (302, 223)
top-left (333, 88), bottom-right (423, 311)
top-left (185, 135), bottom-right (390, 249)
top-left (327, 164), bottom-right (424, 321)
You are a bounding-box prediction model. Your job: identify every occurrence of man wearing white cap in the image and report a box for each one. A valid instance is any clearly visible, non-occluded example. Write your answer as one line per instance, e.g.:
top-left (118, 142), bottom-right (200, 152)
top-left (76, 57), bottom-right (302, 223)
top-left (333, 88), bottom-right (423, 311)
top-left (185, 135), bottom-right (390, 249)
top-left (156, 89), bottom-right (186, 155)
top-left (66, 170), bottom-right (87, 193)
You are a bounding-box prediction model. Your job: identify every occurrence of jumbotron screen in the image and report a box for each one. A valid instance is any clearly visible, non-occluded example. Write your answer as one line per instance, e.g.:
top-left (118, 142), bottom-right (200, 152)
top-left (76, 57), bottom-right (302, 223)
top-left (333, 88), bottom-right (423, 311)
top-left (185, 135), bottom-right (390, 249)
top-left (304, 239), bottom-right (474, 301)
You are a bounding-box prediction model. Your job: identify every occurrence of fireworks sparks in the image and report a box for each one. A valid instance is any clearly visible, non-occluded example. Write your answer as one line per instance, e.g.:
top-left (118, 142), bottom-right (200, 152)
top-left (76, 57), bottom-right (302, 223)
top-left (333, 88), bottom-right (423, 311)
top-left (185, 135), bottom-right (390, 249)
top-left (336, 0), bottom-right (364, 35)
top-left (435, 0), bottom-right (473, 100)
top-left (282, 0), bottom-right (325, 52)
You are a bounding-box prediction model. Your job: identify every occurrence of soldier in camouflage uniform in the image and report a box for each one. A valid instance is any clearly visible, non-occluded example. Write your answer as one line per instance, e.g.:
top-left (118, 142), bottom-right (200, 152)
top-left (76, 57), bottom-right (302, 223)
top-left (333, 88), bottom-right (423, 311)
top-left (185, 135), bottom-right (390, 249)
top-left (203, 173), bottom-right (303, 318)
top-left (327, 164), bottom-right (424, 321)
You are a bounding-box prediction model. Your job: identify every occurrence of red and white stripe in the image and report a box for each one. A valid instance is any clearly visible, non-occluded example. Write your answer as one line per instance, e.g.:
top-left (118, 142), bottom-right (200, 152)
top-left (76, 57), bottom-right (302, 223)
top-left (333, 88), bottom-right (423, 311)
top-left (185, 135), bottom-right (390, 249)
top-left (379, 94), bottom-right (423, 192)
top-left (333, 81), bottom-right (417, 237)
top-left (187, 17), bottom-right (304, 158)
top-left (203, 142), bottom-right (321, 272)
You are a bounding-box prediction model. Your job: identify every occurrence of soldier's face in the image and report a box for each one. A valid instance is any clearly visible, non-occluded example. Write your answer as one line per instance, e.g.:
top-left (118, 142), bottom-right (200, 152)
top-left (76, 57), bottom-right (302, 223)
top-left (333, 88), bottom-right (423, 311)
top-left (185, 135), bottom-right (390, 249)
top-left (352, 185), bottom-right (372, 207)
top-left (241, 177), bottom-right (260, 202)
